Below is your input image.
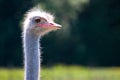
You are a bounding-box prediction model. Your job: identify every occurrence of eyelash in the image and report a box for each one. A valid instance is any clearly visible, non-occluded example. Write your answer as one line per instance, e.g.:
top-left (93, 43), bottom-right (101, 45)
top-left (35, 18), bottom-right (41, 23)
top-left (34, 18), bottom-right (47, 23)
top-left (41, 18), bottom-right (47, 22)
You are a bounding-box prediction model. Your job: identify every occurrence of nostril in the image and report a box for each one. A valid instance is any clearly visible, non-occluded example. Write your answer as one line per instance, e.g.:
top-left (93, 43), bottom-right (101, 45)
top-left (50, 23), bottom-right (54, 25)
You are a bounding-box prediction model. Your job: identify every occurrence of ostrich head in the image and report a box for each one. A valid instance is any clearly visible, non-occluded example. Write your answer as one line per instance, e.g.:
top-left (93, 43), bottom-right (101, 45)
top-left (23, 8), bottom-right (62, 36)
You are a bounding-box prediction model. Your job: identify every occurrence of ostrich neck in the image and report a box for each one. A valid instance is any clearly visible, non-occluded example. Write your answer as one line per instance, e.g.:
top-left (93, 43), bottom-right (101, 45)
top-left (23, 31), bottom-right (40, 80)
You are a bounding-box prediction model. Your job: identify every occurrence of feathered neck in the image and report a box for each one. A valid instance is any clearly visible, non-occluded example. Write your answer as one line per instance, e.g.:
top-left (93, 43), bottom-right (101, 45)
top-left (23, 31), bottom-right (40, 80)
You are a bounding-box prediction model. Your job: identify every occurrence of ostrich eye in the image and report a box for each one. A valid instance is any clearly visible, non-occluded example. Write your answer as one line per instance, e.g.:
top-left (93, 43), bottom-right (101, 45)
top-left (34, 18), bottom-right (41, 23)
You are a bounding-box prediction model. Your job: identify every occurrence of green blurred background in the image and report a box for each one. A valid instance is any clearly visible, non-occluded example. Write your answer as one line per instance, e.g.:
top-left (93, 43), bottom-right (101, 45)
top-left (0, 0), bottom-right (120, 67)
top-left (0, 0), bottom-right (120, 80)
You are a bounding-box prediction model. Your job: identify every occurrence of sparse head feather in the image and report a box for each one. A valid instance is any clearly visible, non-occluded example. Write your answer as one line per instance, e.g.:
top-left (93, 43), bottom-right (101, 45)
top-left (22, 7), bottom-right (62, 36)
top-left (23, 7), bottom-right (54, 30)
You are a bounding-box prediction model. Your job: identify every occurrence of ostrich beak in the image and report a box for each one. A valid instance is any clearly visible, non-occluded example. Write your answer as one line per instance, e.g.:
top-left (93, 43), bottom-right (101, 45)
top-left (37, 22), bottom-right (62, 29)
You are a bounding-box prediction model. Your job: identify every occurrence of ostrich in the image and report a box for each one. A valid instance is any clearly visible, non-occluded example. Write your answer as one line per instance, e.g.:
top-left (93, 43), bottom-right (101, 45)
top-left (22, 7), bottom-right (62, 80)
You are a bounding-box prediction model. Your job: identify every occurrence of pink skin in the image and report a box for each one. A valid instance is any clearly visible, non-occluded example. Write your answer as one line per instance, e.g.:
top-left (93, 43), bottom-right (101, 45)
top-left (36, 22), bottom-right (61, 29)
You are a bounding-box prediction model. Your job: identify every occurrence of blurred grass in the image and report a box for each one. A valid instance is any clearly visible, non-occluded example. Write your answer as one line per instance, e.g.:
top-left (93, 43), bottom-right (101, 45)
top-left (0, 65), bottom-right (120, 80)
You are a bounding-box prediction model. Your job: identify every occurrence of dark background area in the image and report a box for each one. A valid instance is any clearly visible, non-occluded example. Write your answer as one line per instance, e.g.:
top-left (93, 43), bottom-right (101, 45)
top-left (0, 0), bottom-right (120, 67)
